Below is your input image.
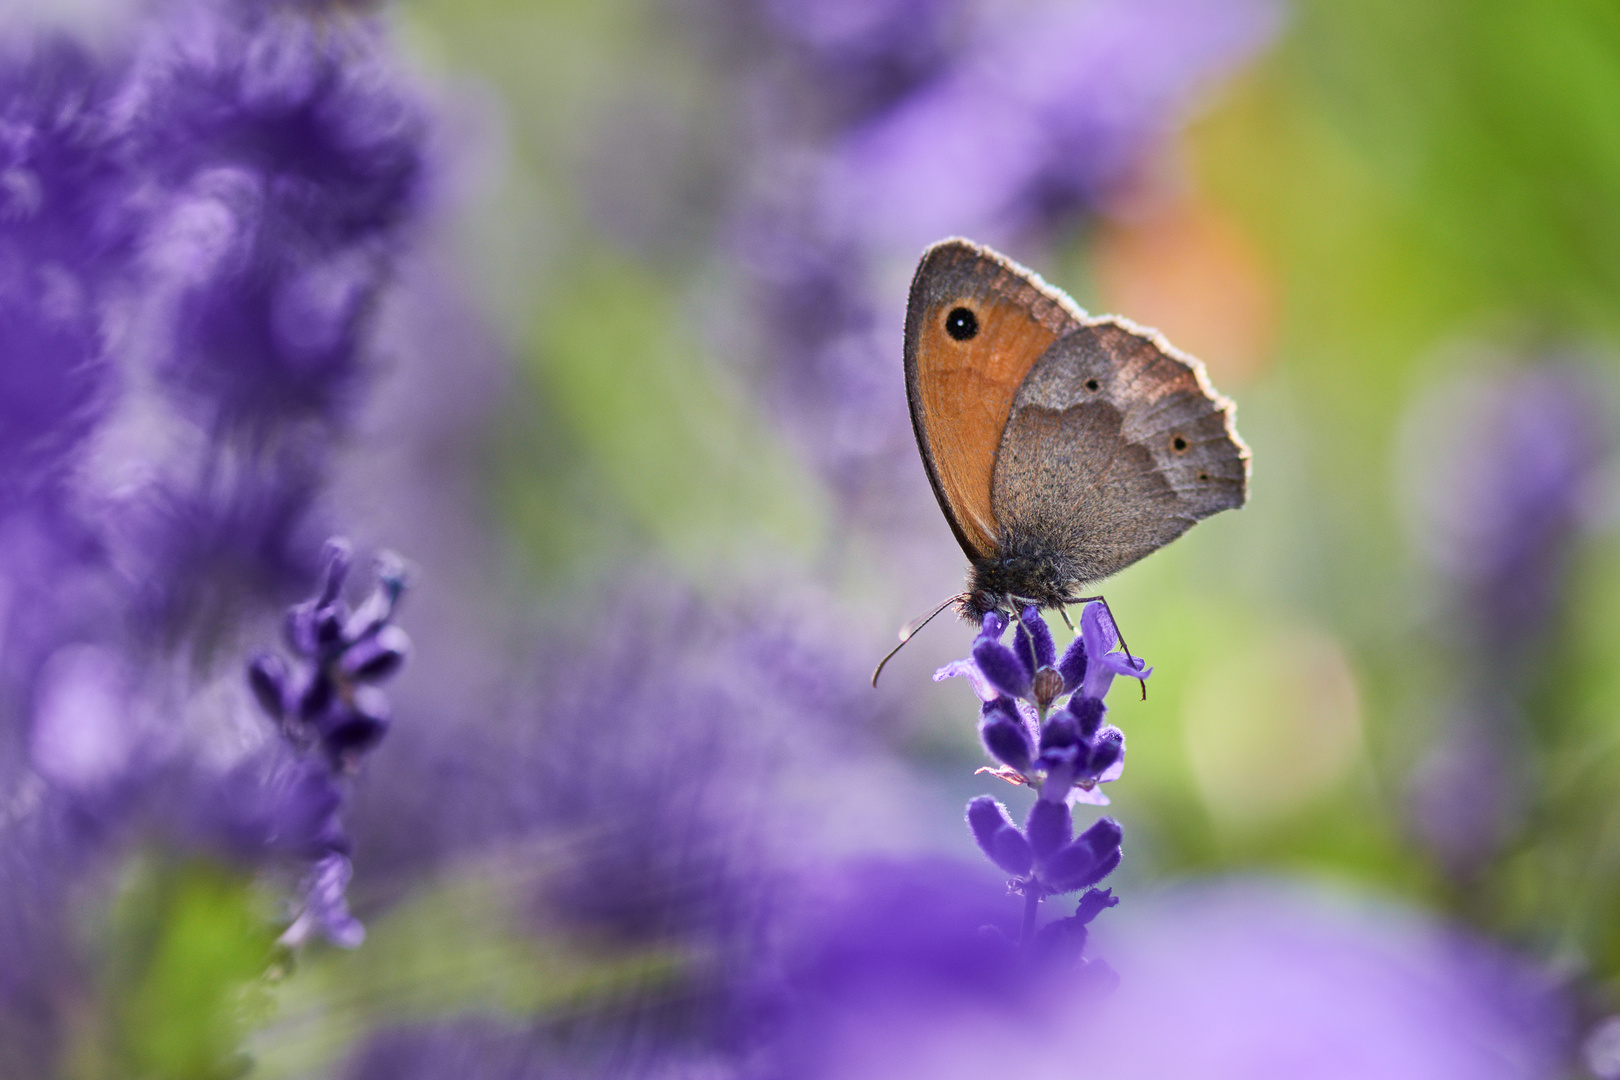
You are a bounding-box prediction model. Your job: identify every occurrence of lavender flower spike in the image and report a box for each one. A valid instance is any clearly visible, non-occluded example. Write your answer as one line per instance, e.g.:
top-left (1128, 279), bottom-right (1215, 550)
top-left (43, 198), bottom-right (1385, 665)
top-left (248, 538), bottom-right (412, 949)
top-left (950, 599), bottom-right (1148, 963)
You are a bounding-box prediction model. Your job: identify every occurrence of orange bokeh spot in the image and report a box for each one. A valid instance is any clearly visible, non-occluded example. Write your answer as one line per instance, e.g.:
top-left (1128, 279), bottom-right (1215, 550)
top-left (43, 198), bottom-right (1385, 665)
top-left (1092, 191), bottom-right (1277, 384)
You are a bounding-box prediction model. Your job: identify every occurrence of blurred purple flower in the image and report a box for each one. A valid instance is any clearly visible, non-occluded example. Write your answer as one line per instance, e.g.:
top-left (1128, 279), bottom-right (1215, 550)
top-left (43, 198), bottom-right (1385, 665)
top-left (820, 0), bottom-right (1283, 250)
top-left (726, 855), bottom-right (1129, 1080)
top-left (100, 0), bottom-right (429, 639)
top-left (525, 597), bottom-right (898, 949)
top-left (754, 0), bottom-right (968, 127)
top-left (1094, 880), bottom-right (1571, 1079)
top-left (1407, 364), bottom-right (1610, 672)
top-left (325, 590), bottom-right (912, 1075)
top-left (0, 0), bottom-right (430, 657)
top-left (243, 537), bottom-right (411, 946)
top-left (732, 857), bottom-right (1028, 1079)
top-left (1403, 363), bottom-right (1612, 879)
top-left (0, 0), bottom-right (430, 1011)
top-left (734, 873), bottom-right (1570, 1080)
top-left (337, 584), bottom-right (906, 975)
top-left (127, 0), bottom-right (426, 433)
top-left (0, 35), bottom-right (133, 508)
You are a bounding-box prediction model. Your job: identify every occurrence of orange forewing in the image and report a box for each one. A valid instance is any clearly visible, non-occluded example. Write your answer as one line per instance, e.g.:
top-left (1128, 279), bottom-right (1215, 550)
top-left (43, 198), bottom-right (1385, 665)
top-left (904, 240), bottom-right (1083, 559)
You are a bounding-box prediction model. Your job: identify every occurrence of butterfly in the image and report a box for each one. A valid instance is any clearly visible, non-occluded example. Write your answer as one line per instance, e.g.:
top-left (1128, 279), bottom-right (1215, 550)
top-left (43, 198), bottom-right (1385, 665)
top-left (875, 238), bottom-right (1249, 681)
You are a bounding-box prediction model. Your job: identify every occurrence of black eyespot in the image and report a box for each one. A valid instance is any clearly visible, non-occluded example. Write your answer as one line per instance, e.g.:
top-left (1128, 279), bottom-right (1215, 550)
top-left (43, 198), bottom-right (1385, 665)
top-left (1171, 435), bottom-right (1188, 452)
top-left (1198, 472), bottom-right (1210, 482)
top-left (1084, 378), bottom-right (1100, 391)
top-left (944, 307), bottom-right (978, 341)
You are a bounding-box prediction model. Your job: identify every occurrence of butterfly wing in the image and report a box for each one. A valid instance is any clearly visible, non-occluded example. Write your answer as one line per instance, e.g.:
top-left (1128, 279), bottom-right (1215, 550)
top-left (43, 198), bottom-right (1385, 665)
top-left (990, 316), bottom-right (1249, 586)
top-left (904, 238), bottom-right (1084, 561)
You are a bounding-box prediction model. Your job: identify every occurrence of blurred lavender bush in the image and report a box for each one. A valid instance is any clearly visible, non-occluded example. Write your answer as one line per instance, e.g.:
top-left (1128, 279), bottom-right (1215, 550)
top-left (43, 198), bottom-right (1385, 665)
top-left (0, 0), bottom-right (426, 1073)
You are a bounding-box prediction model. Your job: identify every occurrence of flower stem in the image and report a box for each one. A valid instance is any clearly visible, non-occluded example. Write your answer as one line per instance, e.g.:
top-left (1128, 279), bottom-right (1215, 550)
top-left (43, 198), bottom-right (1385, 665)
top-left (1020, 885), bottom-right (1041, 946)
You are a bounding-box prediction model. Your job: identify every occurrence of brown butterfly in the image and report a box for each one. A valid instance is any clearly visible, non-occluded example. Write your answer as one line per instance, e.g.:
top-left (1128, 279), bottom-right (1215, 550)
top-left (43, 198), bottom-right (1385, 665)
top-left (877, 238), bottom-right (1249, 679)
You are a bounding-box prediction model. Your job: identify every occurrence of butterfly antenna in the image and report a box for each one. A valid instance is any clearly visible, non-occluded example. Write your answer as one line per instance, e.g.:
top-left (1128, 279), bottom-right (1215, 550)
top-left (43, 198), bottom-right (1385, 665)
top-left (871, 593), bottom-right (967, 687)
top-left (1072, 595), bottom-right (1148, 701)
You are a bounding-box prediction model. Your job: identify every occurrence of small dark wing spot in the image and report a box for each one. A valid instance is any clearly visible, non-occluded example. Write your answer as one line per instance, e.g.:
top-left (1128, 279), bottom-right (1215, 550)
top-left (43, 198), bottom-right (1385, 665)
top-left (1171, 435), bottom-right (1188, 452)
top-left (945, 306), bottom-right (979, 341)
top-left (1198, 472), bottom-right (1210, 481)
top-left (1084, 378), bottom-right (1100, 391)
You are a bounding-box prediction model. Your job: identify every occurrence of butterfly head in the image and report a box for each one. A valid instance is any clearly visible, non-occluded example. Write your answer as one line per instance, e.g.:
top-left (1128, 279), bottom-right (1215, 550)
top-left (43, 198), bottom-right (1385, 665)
top-left (962, 538), bottom-right (1082, 621)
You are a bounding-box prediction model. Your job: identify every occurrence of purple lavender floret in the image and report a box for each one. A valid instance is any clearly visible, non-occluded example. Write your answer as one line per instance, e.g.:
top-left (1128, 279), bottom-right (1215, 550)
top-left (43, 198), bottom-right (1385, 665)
top-left (1076, 601), bottom-right (1153, 701)
top-left (978, 696), bottom-right (1033, 773)
top-left (940, 601), bottom-right (1147, 958)
top-left (246, 538), bottom-right (410, 947)
top-left (971, 622), bottom-right (1034, 700)
top-left (966, 795), bottom-right (1122, 897)
top-left (250, 538), bottom-right (410, 771)
top-left (0, 0), bottom-right (428, 1047)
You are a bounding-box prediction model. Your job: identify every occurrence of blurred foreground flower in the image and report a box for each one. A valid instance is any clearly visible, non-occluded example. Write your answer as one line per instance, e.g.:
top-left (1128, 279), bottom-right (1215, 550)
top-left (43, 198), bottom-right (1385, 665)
top-left (320, 591), bottom-right (910, 1075)
top-left (727, 867), bottom-right (1569, 1080)
top-left (1095, 880), bottom-right (1569, 1080)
